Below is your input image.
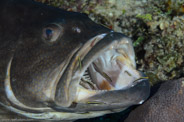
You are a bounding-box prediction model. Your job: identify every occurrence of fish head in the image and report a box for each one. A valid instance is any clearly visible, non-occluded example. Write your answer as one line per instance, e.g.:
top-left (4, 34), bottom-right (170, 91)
top-left (3, 0), bottom-right (150, 120)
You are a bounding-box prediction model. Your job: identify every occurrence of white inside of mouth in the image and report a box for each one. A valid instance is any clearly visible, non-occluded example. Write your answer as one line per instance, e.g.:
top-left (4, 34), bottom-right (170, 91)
top-left (75, 38), bottom-right (141, 102)
top-left (88, 48), bottom-right (140, 90)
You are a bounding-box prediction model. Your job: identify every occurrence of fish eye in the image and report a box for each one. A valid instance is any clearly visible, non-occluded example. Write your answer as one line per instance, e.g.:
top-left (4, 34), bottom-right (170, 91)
top-left (45, 29), bottom-right (53, 38)
top-left (42, 23), bottom-right (63, 43)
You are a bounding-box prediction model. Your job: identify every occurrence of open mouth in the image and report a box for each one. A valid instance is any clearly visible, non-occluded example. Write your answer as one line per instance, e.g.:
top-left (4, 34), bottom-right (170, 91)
top-left (53, 32), bottom-right (149, 110)
top-left (79, 50), bottom-right (139, 91)
top-left (73, 33), bottom-right (146, 102)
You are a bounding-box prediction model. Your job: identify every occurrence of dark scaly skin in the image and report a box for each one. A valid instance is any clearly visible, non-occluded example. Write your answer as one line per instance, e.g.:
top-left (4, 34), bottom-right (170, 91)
top-left (125, 78), bottom-right (184, 122)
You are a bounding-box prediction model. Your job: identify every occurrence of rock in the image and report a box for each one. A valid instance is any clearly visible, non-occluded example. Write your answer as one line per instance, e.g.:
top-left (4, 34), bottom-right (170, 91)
top-left (125, 78), bottom-right (184, 122)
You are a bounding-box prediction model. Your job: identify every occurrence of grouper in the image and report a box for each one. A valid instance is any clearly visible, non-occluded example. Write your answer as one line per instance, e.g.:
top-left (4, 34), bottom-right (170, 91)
top-left (0, 0), bottom-right (150, 121)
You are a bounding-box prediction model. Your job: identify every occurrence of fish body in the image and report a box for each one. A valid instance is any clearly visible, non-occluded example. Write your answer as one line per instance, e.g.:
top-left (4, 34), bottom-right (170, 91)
top-left (0, 0), bottom-right (150, 120)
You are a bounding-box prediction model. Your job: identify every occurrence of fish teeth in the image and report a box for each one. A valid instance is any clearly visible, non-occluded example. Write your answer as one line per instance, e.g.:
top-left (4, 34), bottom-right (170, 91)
top-left (80, 76), bottom-right (97, 90)
top-left (81, 70), bottom-right (93, 83)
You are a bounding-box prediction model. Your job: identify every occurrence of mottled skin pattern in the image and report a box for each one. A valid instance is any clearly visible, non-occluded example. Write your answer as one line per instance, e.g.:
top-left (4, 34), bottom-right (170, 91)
top-left (125, 78), bottom-right (184, 122)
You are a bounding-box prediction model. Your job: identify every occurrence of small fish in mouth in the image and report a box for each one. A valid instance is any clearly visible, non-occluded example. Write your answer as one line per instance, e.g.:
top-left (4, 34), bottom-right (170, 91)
top-left (0, 0), bottom-right (150, 121)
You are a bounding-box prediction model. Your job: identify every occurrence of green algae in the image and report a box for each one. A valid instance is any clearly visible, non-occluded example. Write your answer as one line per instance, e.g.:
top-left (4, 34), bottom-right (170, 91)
top-left (136, 14), bottom-right (152, 21)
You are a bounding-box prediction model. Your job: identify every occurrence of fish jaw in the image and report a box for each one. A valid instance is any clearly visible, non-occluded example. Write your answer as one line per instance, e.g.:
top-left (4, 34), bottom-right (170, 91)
top-left (54, 32), bottom-right (150, 112)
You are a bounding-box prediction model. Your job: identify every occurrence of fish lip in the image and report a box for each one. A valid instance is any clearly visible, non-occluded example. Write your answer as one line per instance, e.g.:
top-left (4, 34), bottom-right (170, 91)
top-left (51, 77), bottom-right (150, 112)
top-left (85, 76), bottom-right (150, 104)
top-left (76, 72), bottom-right (150, 104)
